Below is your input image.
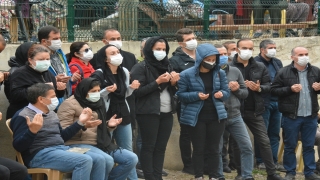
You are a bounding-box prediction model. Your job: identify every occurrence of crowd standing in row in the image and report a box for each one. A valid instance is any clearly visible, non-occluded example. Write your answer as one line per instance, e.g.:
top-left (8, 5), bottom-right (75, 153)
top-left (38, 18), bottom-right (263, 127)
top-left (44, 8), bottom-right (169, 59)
top-left (1, 25), bottom-right (320, 180)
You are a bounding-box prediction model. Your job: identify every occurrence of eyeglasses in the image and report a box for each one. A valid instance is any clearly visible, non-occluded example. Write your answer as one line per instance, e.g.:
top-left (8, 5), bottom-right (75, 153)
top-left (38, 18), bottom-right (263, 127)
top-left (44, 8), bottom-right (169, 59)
top-left (79, 48), bottom-right (92, 54)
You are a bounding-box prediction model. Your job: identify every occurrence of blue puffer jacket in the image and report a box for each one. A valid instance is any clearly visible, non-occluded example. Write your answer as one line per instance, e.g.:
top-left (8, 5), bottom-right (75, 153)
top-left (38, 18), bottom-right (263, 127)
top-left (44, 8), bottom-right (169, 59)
top-left (177, 43), bottom-right (230, 127)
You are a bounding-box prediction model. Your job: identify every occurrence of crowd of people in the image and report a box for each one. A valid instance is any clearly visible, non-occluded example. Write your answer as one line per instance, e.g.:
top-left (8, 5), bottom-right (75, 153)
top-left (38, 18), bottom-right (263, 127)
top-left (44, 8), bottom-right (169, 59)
top-left (1, 25), bottom-right (320, 180)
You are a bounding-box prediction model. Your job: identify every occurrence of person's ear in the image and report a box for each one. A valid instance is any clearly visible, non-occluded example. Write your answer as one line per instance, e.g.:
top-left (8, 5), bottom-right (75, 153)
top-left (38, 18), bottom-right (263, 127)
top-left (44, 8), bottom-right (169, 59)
top-left (178, 41), bottom-right (184, 47)
top-left (74, 52), bottom-right (80, 58)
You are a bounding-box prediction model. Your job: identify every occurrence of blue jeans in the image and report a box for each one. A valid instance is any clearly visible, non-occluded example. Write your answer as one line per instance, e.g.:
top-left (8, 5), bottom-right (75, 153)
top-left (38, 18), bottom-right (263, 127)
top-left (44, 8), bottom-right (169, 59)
top-left (69, 144), bottom-right (114, 180)
top-left (109, 148), bottom-right (139, 180)
top-left (255, 101), bottom-right (281, 164)
top-left (218, 115), bottom-right (254, 179)
top-left (113, 123), bottom-right (138, 180)
top-left (283, 115), bottom-right (317, 176)
top-left (29, 145), bottom-right (93, 180)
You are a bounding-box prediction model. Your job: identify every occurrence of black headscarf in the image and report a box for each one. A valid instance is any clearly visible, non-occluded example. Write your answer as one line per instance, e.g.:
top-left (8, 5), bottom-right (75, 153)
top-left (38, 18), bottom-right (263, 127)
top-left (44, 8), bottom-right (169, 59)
top-left (14, 42), bottom-right (35, 66)
top-left (74, 77), bottom-right (118, 153)
top-left (143, 36), bottom-right (171, 91)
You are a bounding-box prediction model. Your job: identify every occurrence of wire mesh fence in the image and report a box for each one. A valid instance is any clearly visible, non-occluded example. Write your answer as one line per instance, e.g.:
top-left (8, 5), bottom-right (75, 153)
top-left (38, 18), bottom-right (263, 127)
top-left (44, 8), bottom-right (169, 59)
top-left (0, 0), bottom-right (319, 44)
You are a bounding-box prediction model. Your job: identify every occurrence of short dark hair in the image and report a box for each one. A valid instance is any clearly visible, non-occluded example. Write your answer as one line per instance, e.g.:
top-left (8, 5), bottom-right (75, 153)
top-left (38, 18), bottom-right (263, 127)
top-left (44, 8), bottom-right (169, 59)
top-left (214, 44), bottom-right (224, 49)
top-left (68, 42), bottom-right (88, 62)
top-left (28, 44), bottom-right (50, 59)
top-left (38, 25), bottom-right (60, 42)
top-left (259, 39), bottom-right (276, 49)
top-left (89, 80), bottom-right (101, 90)
top-left (237, 38), bottom-right (252, 47)
top-left (223, 41), bottom-right (236, 50)
top-left (175, 28), bottom-right (194, 42)
top-left (27, 83), bottom-right (55, 104)
top-left (103, 28), bottom-right (119, 39)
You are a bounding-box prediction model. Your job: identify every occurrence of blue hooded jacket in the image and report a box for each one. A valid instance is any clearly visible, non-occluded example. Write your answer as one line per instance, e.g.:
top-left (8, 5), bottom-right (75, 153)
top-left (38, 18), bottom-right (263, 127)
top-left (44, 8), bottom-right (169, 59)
top-left (177, 43), bottom-right (230, 127)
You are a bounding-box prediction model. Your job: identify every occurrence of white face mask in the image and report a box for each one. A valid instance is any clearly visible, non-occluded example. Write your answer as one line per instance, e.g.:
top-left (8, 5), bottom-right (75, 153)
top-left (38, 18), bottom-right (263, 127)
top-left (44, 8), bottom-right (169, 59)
top-left (32, 60), bottom-right (51, 72)
top-left (153, 50), bottom-right (166, 61)
top-left (110, 54), bottom-right (123, 66)
top-left (265, 49), bottom-right (277, 58)
top-left (86, 92), bottom-right (100, 102)
top-left (297, 56), bottom-right (309, 66)
top-left (109, 41), bottom-right (122, 49)
top-left (238, 49), bottom-right (252, 61)
top-left (229, 51), bottom-right (237, 59)
top-left (80, 50), bottom-right (94, 62)
top-left (185, 39), bottom-right (197, 50)
top-left (45, 97), bottom-right (59, 111)
top-left (48, 39), bottom-right (62, 51)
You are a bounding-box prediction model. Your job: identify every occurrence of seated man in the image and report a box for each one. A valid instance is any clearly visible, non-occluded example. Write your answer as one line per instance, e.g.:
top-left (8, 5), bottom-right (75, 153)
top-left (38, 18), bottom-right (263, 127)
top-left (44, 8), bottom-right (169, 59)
top-left (10, 83), bottom-right (98, 180)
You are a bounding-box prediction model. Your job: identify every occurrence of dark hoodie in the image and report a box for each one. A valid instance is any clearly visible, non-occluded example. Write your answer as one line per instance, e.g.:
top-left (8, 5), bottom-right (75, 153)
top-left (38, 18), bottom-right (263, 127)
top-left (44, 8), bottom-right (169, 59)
top-left (130, 36), bottom-right (177, 115)
top-left (4, 42), bottom-right (35, 101)
top-left (169, 47), bottom-right (195, 73)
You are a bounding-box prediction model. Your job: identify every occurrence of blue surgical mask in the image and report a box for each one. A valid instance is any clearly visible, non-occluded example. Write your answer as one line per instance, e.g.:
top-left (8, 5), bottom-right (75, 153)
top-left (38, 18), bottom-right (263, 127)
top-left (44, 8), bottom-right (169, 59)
top-left (153, 50), bottom-right (166, 61)
top-left (219, 55), bottom-right (228, 67)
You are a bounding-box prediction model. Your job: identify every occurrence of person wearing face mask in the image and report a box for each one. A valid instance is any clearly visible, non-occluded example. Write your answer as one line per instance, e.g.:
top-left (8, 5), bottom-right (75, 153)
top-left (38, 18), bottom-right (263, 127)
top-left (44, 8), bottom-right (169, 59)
top-left (223, 41), bottom-right (237, 62)
top-left (10, 83), bottom-right (97, 180)
top-left (130, 36), bottom-right (180, 180)
top-left (169, 28), bottom-right (197, 175)
top-left (38, 26), bottom-right (82, 102)
top-left (67, 42), bottom-right (95, 94)
top-left (230, 38), bottom-right (284, 180)
top-left (213, 44), bottom-right (254, 180)
top-left (253, 39), bottom-right (284, 172)
top-left (271, 47), bottom-right (320, 180)
top-left (7, 44), bottom-right (66, 119)
top-left (177, 43), bottom-right (230, 180)
top-left (90, 44), bottom-right (140, 180)
top-left (58, 78), bottom-right (138, 180)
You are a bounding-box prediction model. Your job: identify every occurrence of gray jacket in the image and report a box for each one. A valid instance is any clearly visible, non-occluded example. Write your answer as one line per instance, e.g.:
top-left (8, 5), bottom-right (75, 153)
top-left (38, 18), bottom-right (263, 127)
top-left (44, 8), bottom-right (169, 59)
top-left (223, 65), bottom-right (248, 119)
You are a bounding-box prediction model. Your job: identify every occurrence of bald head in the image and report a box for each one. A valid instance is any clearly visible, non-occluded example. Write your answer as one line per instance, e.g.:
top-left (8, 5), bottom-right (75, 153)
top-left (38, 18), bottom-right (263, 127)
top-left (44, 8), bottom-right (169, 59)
top-left (291, 47), bottom-right (308, 56)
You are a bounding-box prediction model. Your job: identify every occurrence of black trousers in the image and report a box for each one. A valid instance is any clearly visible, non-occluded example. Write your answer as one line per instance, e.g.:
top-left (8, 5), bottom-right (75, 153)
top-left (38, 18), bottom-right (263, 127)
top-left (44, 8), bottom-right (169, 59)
top-left (187, 120), bottom-right (225, 179)
top-left (0, 157), bottom-right (28, 180)
top-left (137, 113), bottom-right (173, 180)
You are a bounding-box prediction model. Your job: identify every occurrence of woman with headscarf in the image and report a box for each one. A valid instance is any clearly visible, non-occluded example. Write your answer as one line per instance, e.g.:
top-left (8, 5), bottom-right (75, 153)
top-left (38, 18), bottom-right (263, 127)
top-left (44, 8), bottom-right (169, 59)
top-left (177, 43), bottom-right (230, 180)
top-left (130, 36), bottom-right (180, 180)
top-left (90, 44), bottom-right (140, 179)
top-left (57, 77), bottom-right (138, 180)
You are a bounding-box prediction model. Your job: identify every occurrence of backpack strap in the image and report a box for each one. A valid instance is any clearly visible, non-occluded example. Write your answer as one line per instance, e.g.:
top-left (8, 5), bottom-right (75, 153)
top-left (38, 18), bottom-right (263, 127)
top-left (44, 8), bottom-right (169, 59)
top-left (69, 64), bottom-right (84, 79)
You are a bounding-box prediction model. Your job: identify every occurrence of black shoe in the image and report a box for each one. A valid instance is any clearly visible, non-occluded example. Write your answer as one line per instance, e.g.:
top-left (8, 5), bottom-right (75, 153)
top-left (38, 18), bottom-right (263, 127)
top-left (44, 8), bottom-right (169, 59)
top-left (136, 169), bottom-right (144, 179)
top-left (223, 166), bottom-right (231, 173)
top-left (162, 169), bottom-right (168, 176)
top-left (234, 174), bottom-right (242, 180)
top-left (182, 166), bottom-right (195, 175)
top-left (267, 173), bottom-right (284, 180)
top-left (228, 163), bottom-right (236, 170)
top-left (306, 173), bottom-right (320, 180)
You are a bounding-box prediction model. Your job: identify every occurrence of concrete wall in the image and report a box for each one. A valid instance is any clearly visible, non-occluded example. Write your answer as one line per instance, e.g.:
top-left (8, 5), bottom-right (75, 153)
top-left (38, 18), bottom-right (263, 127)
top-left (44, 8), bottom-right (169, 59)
top-left (1, 36), bottom-right (320, 170)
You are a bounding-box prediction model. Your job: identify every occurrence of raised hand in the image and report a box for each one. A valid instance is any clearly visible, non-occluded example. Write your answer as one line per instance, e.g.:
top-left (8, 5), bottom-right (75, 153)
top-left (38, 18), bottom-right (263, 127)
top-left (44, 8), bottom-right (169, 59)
top-left (79, 108), bottom-right (93, 124)
top-left (56, 82), bottom-right (66, 90)
top-left (106, 83), bottom-right (117, 92)
top-left (199, 92), bottom-right (209, 100)
top-left (245, 80), bottom-right (260, 91)
top-left (214, 91), bottom-right (223, 99)
top-left (130, 80), bottom-right (140, 89)
top-left (71, 72), bottom-right (81, 82)
top-left (84, 120), bottom-right (102, 128)
top-left (229, 81), bottom-right (240, 92)
top-left (291, 84), bottom-right (302, 93)
top-left (26, 114), bottom-right (43, 134)
top-left (156, 72), bottom-right (171, 84)
top-left (312, 82), bottom-right (320, 91)
top-left (170, 71), bottom-right (180, 85)
top-left (108, 114), bottom-right (122, 127)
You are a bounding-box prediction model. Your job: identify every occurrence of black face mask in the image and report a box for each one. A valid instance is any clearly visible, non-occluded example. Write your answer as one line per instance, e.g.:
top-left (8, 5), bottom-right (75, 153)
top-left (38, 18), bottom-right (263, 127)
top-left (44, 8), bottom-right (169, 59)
top-left (201, 61), bottom-right (215, 70)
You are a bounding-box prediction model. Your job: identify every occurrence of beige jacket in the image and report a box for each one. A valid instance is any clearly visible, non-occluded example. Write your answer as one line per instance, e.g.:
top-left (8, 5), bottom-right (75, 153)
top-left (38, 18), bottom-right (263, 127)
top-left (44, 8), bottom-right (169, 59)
top-left (57, 96), bottom-right (98, 146)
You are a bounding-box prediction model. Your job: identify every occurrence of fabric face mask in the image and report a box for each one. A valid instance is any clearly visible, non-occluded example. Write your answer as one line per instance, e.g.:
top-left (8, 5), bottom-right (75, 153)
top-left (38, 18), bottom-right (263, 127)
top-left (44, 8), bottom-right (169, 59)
top-left (110, 54), bottom-right (123, 66)
top-left (80, 50), bottom-right (94, 62)
top-left (153, 50), bottom-right (167, 61)
top-left (86, 92), bottom-right (101, 102)
top-left (109, 41), bottom-right (122, 49)
top-left (46, 97), bottom-right (59, 111)
top-left (238, 49), bottom-right (253, 61)
top-left (185, 39), bottom-right (197, 50)
top-left (219, 56), bottom-right (228, 67)
top-left (48, 39), bottom-right (62, 51)
top-left (266, 49), bottom-right (276, 58)
top-left (297, 56), bottom-right (309, 66)
top-left (33, 60), bottom-right (51, 72)
top-left (229, 51), bottom-right (237, 59)
top-left (202, 61), bottom-right (215, 70)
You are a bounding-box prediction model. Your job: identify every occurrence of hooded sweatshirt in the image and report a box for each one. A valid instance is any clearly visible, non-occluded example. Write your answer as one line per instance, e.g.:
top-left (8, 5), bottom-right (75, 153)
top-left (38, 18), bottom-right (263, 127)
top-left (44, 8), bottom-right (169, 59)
top-left (169, 47), bottom-right (195, 73)
top-left (177, 43), bottom-right (230, 127)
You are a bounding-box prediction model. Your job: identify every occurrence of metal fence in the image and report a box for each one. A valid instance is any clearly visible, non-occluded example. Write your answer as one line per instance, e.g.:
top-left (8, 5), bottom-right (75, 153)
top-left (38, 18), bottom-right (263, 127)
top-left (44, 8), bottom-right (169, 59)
top-left (1, 0), bottom-right (319, 43)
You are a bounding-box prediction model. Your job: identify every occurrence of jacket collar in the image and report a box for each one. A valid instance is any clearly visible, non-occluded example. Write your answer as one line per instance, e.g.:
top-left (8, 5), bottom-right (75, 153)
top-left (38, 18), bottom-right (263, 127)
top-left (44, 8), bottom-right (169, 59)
top-left (231, 54), bottom-right (256, 68)
top-left (290, 61), bottom-right (312, 72)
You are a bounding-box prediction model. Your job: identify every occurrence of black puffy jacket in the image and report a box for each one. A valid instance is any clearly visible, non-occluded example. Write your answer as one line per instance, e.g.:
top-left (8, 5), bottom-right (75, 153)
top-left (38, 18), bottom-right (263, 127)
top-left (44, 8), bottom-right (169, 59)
top-left (270, 62), bottom-right (320, 119)
top-left (229, 54), bottom-right (271, 116)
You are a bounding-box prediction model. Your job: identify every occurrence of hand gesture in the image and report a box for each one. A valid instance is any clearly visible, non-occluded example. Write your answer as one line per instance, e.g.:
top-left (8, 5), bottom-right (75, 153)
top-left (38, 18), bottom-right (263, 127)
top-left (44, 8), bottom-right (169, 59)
top-left (84, 120), bottom-right (102, 128)
top-left (130, 80), bottom-right (140, 89)
top-left (199, 92), bottom-right (209, 100)
top-left (229, 81), bottom-right (240, 92)
top-left (71, 71), bottom-right (81, 82)
top-left (156, 72), bottom-right (171, 84)
top-left (26, 114), bottom-right (43, 134)
top-left (56, 82), bottom-right (66, 90)
top-left (312, 82), bottom-right (320, 91)
top-left (106, 83), bottom-right (117, 92)
top-left (291, 84), bottom-right (302, 93)
top-left (245, 80), bottom-right (260, 92)
top-left (214, 91), bottom-right (223, 99)
top-left (108, 114), bottom-right (122, 127)
top-left (79, 108), bottom-right (93, 124)
top-left (56, 74), bottom-right (71, 83)
top-left (170, 71), bottom-right (180, 85)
